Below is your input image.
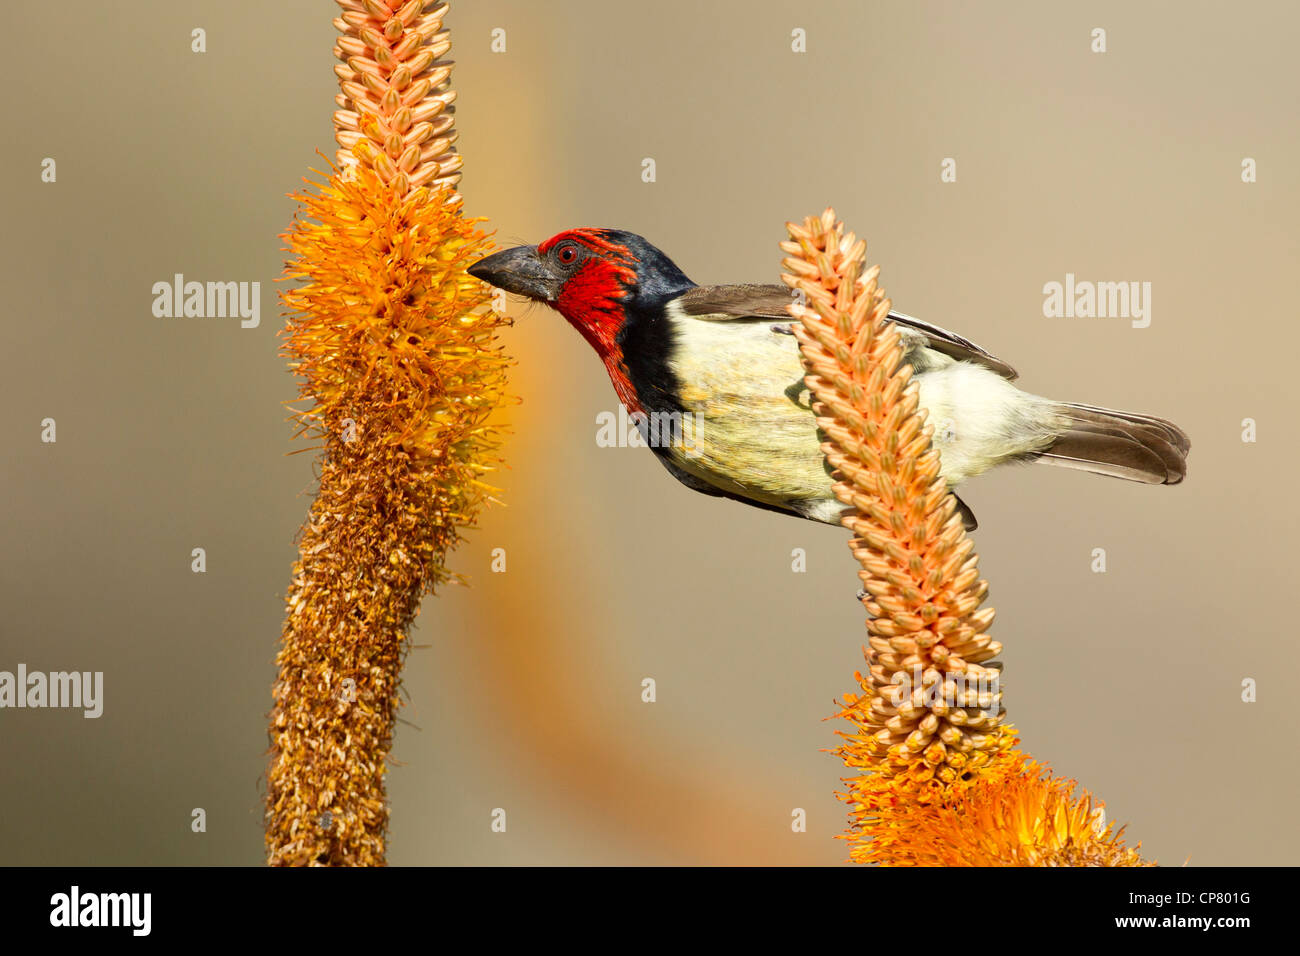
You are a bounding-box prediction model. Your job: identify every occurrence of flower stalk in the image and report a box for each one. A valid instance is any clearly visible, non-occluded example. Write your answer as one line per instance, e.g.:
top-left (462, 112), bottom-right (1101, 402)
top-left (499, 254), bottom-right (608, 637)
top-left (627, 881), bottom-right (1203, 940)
top-left (783, 209), bottom-right (1149, 866)
top-left (265, 0), bottom-right (508, 866)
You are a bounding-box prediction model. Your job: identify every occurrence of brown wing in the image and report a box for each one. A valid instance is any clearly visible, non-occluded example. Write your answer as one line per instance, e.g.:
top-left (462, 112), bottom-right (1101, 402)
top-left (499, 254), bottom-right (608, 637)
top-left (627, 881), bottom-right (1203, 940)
top-left (675, 283), bottom-right (1018, 380)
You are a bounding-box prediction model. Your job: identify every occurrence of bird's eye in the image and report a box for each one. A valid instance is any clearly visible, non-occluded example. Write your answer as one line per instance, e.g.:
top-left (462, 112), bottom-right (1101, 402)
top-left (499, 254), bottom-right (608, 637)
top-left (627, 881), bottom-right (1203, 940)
top-left (556, 243), bottom-right (578, 265)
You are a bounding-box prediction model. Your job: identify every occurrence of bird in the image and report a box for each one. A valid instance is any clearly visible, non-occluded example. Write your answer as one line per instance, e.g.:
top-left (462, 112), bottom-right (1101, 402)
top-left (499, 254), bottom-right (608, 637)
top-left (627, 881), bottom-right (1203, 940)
top-left (467, 228), bottom-right (1189, 530)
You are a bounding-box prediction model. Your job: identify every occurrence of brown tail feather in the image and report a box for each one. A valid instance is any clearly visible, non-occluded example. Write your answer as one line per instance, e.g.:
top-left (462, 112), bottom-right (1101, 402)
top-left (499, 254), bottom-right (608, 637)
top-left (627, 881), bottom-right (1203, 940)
top-left (1034, 404), bottom-right (1189, 484)
top-left (1056, 402), bottom-right (1191, 455)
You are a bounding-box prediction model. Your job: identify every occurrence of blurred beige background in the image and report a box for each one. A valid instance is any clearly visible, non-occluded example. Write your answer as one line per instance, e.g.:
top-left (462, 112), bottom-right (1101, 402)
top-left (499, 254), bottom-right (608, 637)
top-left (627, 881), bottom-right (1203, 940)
top-left (2, 0), bottom-right (1296, 865)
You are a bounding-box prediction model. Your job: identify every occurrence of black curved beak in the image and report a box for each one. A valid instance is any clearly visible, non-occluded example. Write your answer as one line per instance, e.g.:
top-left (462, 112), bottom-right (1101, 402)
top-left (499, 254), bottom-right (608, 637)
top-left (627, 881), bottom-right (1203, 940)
top-left (467, 245), bottom-right (560, 302)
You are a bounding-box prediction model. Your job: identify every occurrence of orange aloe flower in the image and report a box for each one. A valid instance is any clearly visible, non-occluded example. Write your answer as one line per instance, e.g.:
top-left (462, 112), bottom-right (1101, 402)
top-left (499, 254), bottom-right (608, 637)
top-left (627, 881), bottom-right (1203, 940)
top-left (782, 209), bottom-right (1149, 866)
top-left (265, 0), bottom-right (509, 866)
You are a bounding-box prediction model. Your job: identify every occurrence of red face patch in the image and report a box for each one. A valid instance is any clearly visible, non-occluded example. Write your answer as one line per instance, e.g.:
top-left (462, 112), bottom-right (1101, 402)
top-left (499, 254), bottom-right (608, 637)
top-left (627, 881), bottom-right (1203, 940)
top-left (538, 229), bottom-right (644, 411)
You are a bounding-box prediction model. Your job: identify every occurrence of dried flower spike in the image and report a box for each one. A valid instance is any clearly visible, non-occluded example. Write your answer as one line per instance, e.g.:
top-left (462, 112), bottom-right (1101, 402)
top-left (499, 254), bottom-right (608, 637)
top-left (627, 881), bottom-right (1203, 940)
top-left (266, 0), bottom-right (509, 866)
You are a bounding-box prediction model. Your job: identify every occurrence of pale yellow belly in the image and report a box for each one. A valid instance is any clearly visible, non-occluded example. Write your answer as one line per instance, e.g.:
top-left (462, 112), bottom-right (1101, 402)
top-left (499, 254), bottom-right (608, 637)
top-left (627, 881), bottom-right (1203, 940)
top-left (660, 315), bottom-right (1059, 506)
top-left (663, 320), bottom-right (831, 507)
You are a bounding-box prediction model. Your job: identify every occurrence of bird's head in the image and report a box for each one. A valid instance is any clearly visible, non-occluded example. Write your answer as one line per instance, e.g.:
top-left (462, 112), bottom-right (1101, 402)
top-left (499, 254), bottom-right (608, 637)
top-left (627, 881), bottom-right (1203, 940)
top-left (468, 228), bottom-right (694, 361)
